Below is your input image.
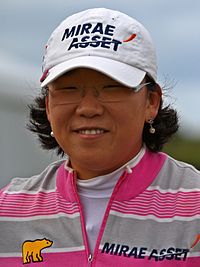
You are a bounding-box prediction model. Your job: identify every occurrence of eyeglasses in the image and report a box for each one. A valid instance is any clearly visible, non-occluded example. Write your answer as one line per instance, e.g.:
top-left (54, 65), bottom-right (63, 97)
top-left (44, 82), bottom-right (151, 104)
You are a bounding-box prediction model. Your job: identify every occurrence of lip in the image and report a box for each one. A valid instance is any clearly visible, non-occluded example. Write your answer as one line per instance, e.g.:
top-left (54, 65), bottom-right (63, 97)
top-left (72, 126), bottom-right (109, 139)
top-left (72, 126), bottom-right (109, 132)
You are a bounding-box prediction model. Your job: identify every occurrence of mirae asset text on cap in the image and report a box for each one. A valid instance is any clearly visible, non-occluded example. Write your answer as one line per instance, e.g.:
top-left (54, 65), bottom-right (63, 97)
top-left (61, 22), bottom-right (136, 51)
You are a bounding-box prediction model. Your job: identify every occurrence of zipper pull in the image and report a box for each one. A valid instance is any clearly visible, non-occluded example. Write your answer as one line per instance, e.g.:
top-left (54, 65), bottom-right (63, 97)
top-left (88, 253), bottom-right (93, 262)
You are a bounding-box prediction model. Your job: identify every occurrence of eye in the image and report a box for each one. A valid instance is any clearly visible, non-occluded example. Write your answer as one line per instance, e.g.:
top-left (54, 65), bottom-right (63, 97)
top-left (102, 85), bottom-right (124, 91)
top-left (102, 85), bottom-right (132, 94)
top-left (56, 86), bottom-right (78, 91)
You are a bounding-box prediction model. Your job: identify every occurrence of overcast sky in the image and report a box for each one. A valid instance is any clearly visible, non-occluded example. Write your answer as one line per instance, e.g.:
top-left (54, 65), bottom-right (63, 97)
top-left (1, 0), bottom-right (200, 137)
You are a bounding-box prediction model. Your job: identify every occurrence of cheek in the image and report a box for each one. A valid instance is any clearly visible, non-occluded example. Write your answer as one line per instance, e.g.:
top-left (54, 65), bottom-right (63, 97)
top-left (108, 111), bottom-right (145, 160)
top-left (117, 103), bottom-right (147, 140)
top-left (110, 109), bottom-right (144, 148)
top-left (48, 105), bottom-right (73, 133)
top-left (116, 102), bottom-right (147, 129)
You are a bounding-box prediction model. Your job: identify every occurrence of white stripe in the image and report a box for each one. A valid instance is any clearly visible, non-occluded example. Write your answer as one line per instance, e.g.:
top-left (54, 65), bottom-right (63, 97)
top-left (4, 188), bottom-right (57, 194)
top-left (0, 212), bottom-right (80, 222)
top-left (189, 251), bottom-right (200, 257)
top-left (45, 246), bottom-right (85, 253)
top-left (110, 210), bottom-right (200, 222)
top-left (0, 246), bottom-right (85, 258)
top-left (2, 247), bottom-right (199, 259)
top-left (0, 252), bottom-right (21, 257)
top-left (144, 251), bottom-right (200, 258)
top-left (147, 186), bottom-right (200, 194)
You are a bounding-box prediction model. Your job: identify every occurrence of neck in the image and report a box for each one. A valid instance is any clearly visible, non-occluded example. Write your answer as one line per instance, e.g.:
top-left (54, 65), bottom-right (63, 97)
top-left (66, 146), bottom-right (145, 180)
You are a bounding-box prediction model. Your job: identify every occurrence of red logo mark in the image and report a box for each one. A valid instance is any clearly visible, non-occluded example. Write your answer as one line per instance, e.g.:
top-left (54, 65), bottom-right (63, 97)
top-left (123, 34), bottom-right (137, 43)
top-left (191, 234), bottom-right (200, 249)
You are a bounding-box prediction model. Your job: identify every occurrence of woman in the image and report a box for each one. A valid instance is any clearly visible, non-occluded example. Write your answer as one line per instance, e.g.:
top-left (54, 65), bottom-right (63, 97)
top-left (0, 8), bottom-right (200, 266)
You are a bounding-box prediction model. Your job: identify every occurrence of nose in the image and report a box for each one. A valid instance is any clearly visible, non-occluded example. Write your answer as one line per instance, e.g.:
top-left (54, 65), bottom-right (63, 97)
top-left (75, 87), bottom-right (104, 118)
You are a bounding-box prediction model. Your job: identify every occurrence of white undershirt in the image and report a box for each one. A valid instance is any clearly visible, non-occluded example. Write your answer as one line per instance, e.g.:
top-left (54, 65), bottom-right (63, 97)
top-left (65, 146), bottom-right (145, 254)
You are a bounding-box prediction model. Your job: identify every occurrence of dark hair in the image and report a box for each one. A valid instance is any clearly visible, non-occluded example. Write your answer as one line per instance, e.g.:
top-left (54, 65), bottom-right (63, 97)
top-left (142, 75), bottom-right (179, 151)
top-left (27, 75), bottom-right (179, 156)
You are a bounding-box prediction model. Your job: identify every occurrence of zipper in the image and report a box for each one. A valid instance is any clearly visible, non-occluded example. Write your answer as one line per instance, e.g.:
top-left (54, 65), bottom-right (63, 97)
top-left (88, 253), bottom-right (93, 265)
top-left (71, 172), bottom-right (93, 266)
top-left (71, 170), bottom-right (128, 266)
top-left (91, 171), bottom-right (128, 265)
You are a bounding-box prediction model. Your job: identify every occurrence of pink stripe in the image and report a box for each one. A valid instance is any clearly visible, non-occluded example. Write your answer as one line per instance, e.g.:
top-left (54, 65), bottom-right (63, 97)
top-left (110, 189), bottom-right (200, 218)
top-left (1, 201), bottom-right (78, 211)
top-left (0, 210), bottom-right (79, 218)
top-left (113, 203), bottom-right (200, 211)
top-left (1, 191), bottom-right (62, 202)
top-left (112, 203), bottom-right (200, 211)
top-left (96, 253), bottom-right (200, 267)
top-left (0, 252), bottom-right (199, 267)
top-left (0, 251), bottom-right (200, 267)
top-left (0, 191), bottom-right (79, 217)
top-left (137, 190), bottom-right (200, 199)
top-left (113, 202), bottom-right (200, 211)
top-left (0, 251), bottom-right (86, 267)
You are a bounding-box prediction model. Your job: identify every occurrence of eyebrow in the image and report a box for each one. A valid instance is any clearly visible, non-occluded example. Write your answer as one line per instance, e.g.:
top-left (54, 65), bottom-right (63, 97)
top-left (63, 68), bottom-right (86, 77)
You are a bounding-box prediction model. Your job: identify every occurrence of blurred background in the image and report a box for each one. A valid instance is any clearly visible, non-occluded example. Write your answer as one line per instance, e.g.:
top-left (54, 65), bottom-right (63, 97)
top-left (0, 0), bottom-right (200, 188)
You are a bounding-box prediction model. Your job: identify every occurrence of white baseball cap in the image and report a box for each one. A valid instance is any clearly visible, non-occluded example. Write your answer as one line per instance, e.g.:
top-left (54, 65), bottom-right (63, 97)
top-left (40, 8), bottom-right (157, 88)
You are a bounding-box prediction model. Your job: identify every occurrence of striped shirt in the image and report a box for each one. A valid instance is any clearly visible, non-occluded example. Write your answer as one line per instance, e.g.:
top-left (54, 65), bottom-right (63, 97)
top-left (0, 150), bottom-right (200, 266)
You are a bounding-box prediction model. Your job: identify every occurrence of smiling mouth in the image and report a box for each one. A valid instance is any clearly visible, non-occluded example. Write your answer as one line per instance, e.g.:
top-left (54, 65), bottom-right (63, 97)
top-left (74, 128), bottom-right (108, 135)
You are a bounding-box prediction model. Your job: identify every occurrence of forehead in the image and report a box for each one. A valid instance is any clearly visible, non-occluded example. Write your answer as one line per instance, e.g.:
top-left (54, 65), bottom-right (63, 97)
top-left (50, 68), bottom-right (120, 86)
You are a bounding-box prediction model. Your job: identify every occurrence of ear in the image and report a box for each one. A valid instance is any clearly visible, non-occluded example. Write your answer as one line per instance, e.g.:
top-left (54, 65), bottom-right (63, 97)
top-left (45, 95), bottom-right (51, 123)
top-left (146, 84), bottom-right (162, 121)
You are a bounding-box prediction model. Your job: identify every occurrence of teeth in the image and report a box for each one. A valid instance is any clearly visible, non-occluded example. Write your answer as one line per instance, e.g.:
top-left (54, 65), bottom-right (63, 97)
top-left (79, 129), bottom-right (105, 135)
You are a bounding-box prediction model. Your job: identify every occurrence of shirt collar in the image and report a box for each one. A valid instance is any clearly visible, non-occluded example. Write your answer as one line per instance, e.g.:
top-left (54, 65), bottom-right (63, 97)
top-left (64, 146), bottom-right (146, 198)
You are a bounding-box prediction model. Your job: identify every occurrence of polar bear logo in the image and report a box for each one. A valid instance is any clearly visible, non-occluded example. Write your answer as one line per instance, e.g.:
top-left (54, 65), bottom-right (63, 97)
top-left (22, 238), bottom-right (53, 264)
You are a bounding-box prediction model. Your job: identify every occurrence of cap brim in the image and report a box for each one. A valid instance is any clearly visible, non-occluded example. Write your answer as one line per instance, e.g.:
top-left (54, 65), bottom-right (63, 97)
top-left (41, 56), bottom-right (146, 88)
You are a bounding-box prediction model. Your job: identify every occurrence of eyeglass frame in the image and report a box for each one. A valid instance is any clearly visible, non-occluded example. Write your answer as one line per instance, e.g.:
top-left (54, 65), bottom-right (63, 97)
top-left (42, 82), bottom-right (152, 104)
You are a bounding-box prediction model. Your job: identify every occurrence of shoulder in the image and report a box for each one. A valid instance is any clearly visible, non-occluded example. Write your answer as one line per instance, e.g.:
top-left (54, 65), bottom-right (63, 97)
top-left (0, 160), bottom-right (65, 195)
top-left (152, 153), bottom-right (200, 189)
top-left (164, 154), bottom-right (200, 177)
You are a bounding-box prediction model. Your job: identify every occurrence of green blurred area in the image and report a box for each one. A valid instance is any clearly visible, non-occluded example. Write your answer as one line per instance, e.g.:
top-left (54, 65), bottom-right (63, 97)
top-left (163, 134), bottom-right (200, 170)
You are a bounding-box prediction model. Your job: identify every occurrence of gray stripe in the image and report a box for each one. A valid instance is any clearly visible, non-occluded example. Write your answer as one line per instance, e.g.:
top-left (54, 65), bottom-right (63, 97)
top-left (5, 160), bottom-right (64, 192)
top-left (151, 157), bottom-right (200, 190)
top-left (0, 215), bottom-right (83, 253)
top-left (101, 214), bottom-right (200, 252)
